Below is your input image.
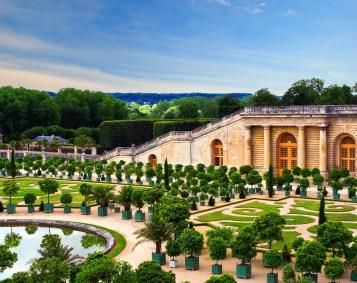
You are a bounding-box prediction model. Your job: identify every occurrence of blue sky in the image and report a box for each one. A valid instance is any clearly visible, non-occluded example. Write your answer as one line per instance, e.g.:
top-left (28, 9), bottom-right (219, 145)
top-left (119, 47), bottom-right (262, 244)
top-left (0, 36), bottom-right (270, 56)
top-left (0, 0), bottom-right (356, 95)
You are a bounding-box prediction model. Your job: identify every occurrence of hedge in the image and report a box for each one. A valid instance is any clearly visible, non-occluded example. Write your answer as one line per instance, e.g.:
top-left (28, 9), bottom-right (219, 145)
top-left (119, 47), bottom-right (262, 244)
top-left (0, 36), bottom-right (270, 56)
top-left (153, 119), bottom-right (213, 137)
top-left (100, 119), bottom-right (214, 149)
top-left (100, 120), bottom-right (154, 149)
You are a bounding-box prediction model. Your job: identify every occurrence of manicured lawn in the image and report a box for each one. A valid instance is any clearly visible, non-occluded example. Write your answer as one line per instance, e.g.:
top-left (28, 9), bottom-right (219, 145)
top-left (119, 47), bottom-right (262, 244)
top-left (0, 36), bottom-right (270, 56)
top-left (220, 221), bottom-right (253, 230)
top-left (308, 222), bottom-right (357, 234)
top-left (197, 211), bottom-right (255, 222)
top-left (283, 215), bottom-right (315, 225)
top-left (292, 199), bottom-right (355, 212)
top-left (232, 201), bottom-right (281, 216)
top-left (260, 231), bottom-right (301, 250)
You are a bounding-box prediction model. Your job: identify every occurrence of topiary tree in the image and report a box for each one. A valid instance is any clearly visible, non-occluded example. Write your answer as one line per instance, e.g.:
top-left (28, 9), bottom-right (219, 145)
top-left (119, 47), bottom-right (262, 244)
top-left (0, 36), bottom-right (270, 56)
top-left (208, 237), bottom-right (227, 269)
top-left (136, 261), bottom-right (175, 283)
top-left (166, 239), bottom-right (181, 262)
top-left (318, 196), bottom-right (326, 225)
top-left (205, 274), bottom-right (237, 283)
top-left (264, 249), bottom-right (283, 275)
top-left (178, 228), bottom-right (204, 270)
top-left (38, 179), bottom-right (59, 204)
top-left (324, 258), bottom-right (344, 283)
top-left (283, 263), bottom-right (295, 283)
top-left (313, 174), bottom-right (324, 192)
top-left (252, 212), bottom-right (286, 249)
top-left (117, 185), bottom-right (133, 211)
top-left (79, 183), bottom-right (92, 206)
top-left (265, 165), bottom-right (274, 198)
top-left (317, 221), bottom-right (353, 257)
top-left (60, 193), bottom-right (73, 213)
top-left (206, 227), bottom-right (233, 247)
top-left (295, 240), bottom-right (326, 278)
top-left (292, 237), bottom-right (304, 251)
top-left (3, 180), bottom-right (19, 208)
top-left (142, 186), bottom-right (165, 214)
top-left (24, 193), bottom-right (37, 212)
top-left (131, 188), bottom-right (145, 212)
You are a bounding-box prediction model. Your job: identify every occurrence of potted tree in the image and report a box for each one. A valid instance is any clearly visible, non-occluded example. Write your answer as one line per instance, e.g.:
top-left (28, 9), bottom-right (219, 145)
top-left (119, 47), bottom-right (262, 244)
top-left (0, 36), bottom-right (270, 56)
top-left (135, 162), bottom-right (144, 184)
top-left (104, 165), bottom-right (114, 183)
top-left (351, 255), bottom-right (357, 281)
top-left (134, 214), bottom-right (175, 265)
top-left (60, 193), bottom-right (73, 213)
top-left (208, 237), bottom-right (227, 275)
top-left (199, 192), bottom-right (206, 206)
top-left (79, 183), bottom-right (92, 215)
top-left (275, 176), bottom-right (284, 191)
top-left (284, 183), bottom-right (292, 196)
top-left (95, 162), bottom-right (103, 182)
top-left (295, 240), bottom-right (326, 283)
top-left (329, 181), bottom-right (343, 200)
top-left (24, 193), bottom-right (37, 213)
top-left (313, 174), bottom-right (324, 198)
top-left (124, 163), bottom-right (135, 184)
top-left (324, 258), bottom-right (344, 283)
top-left (264, 249), bottom-right (283, 283)
top-left (299, 178), bottom-right (309, 197)
top-left (90, 186), bottom-right (114, 216)
top-left (145, 164), bottom-right (156, 186)
top-left (231, 226), bottom-right (257, 279)
top-left (38, 179), bottom-right (59, 213)
top-left (131, 188), bottom-right (145, 222)
top-left (178, 228), bottom-right (204, 271)
top-left (117, 185), bottom-right (133, 219)
top-left (143, 186), bottom-right (165, 214)
top-left (351, 187), bottom-right (357, 202)
top-left (3, 180), bottom-right (19, 214)
top-left (166, 239), bottom-right (181, 268)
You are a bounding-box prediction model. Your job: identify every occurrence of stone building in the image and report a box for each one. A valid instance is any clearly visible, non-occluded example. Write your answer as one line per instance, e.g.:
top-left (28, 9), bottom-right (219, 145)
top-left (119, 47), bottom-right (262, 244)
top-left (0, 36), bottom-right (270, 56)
top-left (103, 106), bottom-right (357, 176)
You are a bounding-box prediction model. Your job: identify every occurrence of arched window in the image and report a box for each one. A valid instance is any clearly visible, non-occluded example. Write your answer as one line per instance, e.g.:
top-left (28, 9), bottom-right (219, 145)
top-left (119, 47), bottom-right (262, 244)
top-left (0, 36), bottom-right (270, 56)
top-left (278, 133), bottom-right (297, 175)
top-left (212, 139), bottom-right (223, 166)
top-left (340, 137), bottom-right (355, 172)
top-left (148, 154), bottom-right (157, 169)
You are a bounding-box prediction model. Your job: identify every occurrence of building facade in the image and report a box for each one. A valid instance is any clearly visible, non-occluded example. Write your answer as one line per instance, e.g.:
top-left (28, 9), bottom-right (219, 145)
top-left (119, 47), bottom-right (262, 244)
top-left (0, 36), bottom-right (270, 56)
top-left (103, 106), bottom-right (357, 176)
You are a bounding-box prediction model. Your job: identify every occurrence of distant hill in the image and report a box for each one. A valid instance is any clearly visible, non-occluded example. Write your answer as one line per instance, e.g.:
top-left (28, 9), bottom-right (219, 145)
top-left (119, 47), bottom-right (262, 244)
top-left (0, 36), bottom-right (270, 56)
top-left (49, 92), bottom-right (251, 104)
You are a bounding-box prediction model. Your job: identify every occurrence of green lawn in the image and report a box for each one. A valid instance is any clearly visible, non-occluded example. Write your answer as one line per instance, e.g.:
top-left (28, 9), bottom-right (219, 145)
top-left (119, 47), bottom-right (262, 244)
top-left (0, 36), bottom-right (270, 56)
top-left (260, 231), bottom-right (301, 250)
top-left (232, 201), bottom-right (282, 216)
top-left (292, 199), bottom-right (355, 212)
top-left (283, 215), bottom-right (315, 225)
top-left (197, 211), bottom-right (255, 222)
top-left (308, 222), bottom-right (357, 234)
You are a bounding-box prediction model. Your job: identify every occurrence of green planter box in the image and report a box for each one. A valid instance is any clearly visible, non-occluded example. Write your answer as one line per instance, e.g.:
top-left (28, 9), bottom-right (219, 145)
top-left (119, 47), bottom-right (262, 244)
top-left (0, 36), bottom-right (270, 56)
top-left (302, 273), bottom-right (318, 283)
top-left (352, 196), bottom-right (357, 202)
top-left (152, 252), bottom-right (166, 265)
top-left (230, 193), bottom-right (235, 199)
top-left (44, 203), bottom-right (54, 213)
top-left (27, 205), bottom-right (35, 213)
top-left (300, 190), bottom-right (307, 197)
top-left (81, 206), bottom-right (91, 215)
top-left (135, 211), bottom-right (145, 222)
top-left (333, 193), bottom-right (340, 200)
top-left (98, 207), bottom-right (108, 216)
top-left (106, 176), bottom-right (111, 183)
top-left (200, 201), bottom-right (205, 206)
top-left (236, 263), bottom-right (251, 279)
top-left (220, 196), bottom-right (226, 201)
top-left (122, 210), bottom-right (132, 220)
top-left (114, 207), bottom-right (121, 213)
top-left (351, 270), bottom-right (357, 281)
top-left (185, 256), bottom-right (199, 270)
top-left (285, 191), bottom-right (291, 196)
top-left (7, 204), bottom-right (16, 214)
top-left (249, 188), bottom-right (256, 194)
top-left (212, 264), bottom-right (222, 275)
top-left (267, 273), bottom-right (278, 283)
top-left (64, 206), bottom-right (71, 214)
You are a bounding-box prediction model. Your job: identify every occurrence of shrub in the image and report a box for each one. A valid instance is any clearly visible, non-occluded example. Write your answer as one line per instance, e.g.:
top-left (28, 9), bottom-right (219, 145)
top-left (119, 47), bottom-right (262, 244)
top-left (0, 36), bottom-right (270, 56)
top-left (153, 119), bottom-right (212, 137)
top-left (39, 201), bottom-right (44, 211)
top-left (283, 264), bottom-right (295, 283)
top-left (208, 196), bottom-right (215, 206)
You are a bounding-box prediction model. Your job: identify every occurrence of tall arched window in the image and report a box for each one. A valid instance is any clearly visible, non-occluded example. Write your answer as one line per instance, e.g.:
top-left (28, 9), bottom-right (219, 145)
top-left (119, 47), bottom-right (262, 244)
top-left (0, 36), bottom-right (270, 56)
top-left (278, 133), bottom-right (297, 175)
top-left (148, 154), bottom-right (157, 169)
top-left (340, 137), bottom-right (355, 172)
top-left (212, 139), bottom-right (223, 166)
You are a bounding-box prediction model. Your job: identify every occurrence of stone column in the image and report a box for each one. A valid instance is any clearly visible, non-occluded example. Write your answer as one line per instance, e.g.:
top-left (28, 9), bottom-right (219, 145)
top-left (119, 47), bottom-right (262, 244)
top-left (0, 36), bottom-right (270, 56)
top-left (81, 152), bottom-right (85, 162)
top-left (6, 149), bottom-right (10, 160)
top-left (264, 126), bottom-right (271, 171)
top-left (74, 146), bottom-right (78, 155)
top-left (319, 125), bottom-right (327, 175)
top-left (298, 126), bottom-right (305, 168)
top-left (244, 126), bottom-right (251, 166)
top-left (58, 147), bottom-right (61, 154)
top-left (91, 146), bottom-right (97, 156)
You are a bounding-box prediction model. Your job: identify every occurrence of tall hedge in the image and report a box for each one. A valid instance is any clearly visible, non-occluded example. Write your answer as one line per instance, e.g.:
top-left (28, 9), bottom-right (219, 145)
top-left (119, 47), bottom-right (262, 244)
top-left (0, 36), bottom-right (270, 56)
top-left (100, 120), bottom-right (154, 149)
top-left (153, 119), bottom-right (213, 137)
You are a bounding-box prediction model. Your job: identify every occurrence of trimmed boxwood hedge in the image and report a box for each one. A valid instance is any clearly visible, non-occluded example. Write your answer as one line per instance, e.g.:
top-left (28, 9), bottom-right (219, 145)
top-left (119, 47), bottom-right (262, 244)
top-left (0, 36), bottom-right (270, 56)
top-left (100, 119), bottom-right (214, 149)
top-left (153, 119), bottom-right (213, 137)
top-left (100, 120), bottom-right (154, 149)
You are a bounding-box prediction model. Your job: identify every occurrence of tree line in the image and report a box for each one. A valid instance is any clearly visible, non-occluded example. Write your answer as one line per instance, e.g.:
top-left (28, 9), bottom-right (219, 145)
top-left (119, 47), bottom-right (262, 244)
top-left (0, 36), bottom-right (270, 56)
top-left (1, 78), bottom-right (356, 143)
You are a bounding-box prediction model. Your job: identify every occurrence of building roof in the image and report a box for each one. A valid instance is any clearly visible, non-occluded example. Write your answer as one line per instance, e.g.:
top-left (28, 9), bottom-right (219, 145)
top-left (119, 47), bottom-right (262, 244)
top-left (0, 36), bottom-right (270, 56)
top-left (33, 135), bottom-right (68, 143)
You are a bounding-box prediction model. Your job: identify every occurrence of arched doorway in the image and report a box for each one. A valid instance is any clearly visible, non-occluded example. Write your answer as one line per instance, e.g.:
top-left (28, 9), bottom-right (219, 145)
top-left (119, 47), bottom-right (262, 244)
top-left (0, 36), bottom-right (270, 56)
top-left (277, 133), bottom-right (297, 175)
top-left (148, 154), bottom-right (157, 169)
top-left (212, 139), bottom-right (223, 166)
top-left (340, 136), bottom-right (355, 172)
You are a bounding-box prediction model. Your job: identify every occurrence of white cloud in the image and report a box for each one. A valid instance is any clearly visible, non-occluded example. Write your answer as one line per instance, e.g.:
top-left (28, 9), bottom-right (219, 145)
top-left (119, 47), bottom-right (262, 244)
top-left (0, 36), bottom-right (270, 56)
top-left (246, 2), bottom-right (267, 15)
top-left (210, 0), bottom-right (231, 7)
top-left (284, 9), bottom-right (296, 17)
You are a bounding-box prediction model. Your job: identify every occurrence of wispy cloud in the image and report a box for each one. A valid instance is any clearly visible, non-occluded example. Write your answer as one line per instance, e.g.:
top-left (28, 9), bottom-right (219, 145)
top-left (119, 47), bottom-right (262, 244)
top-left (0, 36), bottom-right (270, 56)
top-left (211, 0), bottom-right (231, 6)
top-left (245, 2), bottom-right (267, 15)
top-left (284, 9), bottom-right (297, 17)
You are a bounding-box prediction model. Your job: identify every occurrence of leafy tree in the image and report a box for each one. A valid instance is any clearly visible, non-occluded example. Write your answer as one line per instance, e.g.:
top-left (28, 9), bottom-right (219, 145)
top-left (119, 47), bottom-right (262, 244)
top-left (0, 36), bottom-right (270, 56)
top-left (252, 212), bottom-right (286, 249)
top-left (205, 274), bottom-right (237, 283)
top-left (292, 237), bottom-right (304, 251)
top-left (281, 78), bottom-right (324, 105)
top-left (251, 88), bottom-right (280, 106)
top-left (178, 99), bottom-right (199, 119)
top-left (206, 227), bottom-right (233, 246)
top-left (217, 95), bottom-right (242, 117)
top-left (134, 215), bottom-right (175, 254)
top-left (5, 232), bottom-right (22, 248)
top-left (60, 193), bottom-right (73, 207)
top-left (79, 183), bottom-right (92, 206)
top-left (166, 239), bottom-right (181, 261)
top-left (29, 257), bottom-right (70, 283)
top-left (0, 244), bottom-right (18, 272)
top-left (177, 228), bottom-right (204, 257)
top-left (38, 179), bottom-right (59, 204)
top-left (231, 226), bottom-right (257, 264)
top-left (319, 84), bottom-right (353, 105)
top-left (136, 261), bottom-right (175, 283)
top-left (295, 240), bottom-right (326, 274)
top-left (164, 158), bottom-right (170, 190)
top-left (282, 244), bottom-right (291, 263)
top-left (264, 249), bottom-right (283, 274)
top-left (317, 221), bottom-right (353, 257)
top-left (157, 195), bottom-right (190, 227)
top-left (208, 237), bottom-right (227, 264)
top-left (318, 196), bottom-right (326, 225)
top-left (324, 258), bottom-right (344, 283)
top-left (117, 185), bottom-right (133, 211)
top-left (266, 165), bottom-right (274, 198)
top-left (90, 185), bottom-right (115, 208)
top-left (142, 186), bottom-right (165, 212)
top-left (3, 180), bottom-right (20, 206)
top-left (73, 135), bottom-right (94, 150)
top-left (282, 264), bottom-right (296, 283)
top-left (131, 188), bottom-right (145, 211)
